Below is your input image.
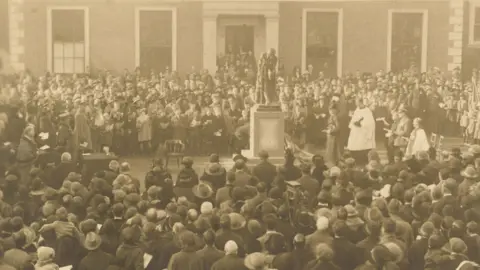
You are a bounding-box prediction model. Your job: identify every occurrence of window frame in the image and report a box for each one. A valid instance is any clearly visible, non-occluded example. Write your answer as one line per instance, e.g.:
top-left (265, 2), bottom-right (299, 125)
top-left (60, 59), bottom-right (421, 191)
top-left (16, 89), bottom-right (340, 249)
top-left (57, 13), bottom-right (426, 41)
top-left (134, 7), bottom-right (177, 71)
top-left (301, 8), bottom-right (344, 77)
top-left (469, 3), bottom-right (480, 46)
top-left (47, 6), bottom-right (89, 74)
top-left (387, 9), bottom-right (428, 73)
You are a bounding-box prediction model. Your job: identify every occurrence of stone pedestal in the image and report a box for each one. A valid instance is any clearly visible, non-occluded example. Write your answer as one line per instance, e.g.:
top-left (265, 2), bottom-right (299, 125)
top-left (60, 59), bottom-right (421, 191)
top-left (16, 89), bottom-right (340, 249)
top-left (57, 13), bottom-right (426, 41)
top-left (241, 105), bottom-right (284, 163)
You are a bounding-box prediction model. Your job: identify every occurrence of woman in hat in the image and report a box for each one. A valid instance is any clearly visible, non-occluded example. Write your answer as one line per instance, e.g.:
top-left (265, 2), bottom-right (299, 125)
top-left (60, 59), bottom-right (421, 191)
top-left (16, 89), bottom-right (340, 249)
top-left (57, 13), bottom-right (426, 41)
top-left (72, 104), bottom-right (92, 156)
top-left (34, 246), bottom-right (59, 270)
top-left (116, 227), bottom-right (145, 270)
top-left (192, 182), bottom-right (214, 206)
top-left (16, 125), bottom-right (37, 185)
top-left (355, 244), bottom-right (397, 270)
top-left (136, 108), bottom-right (152, 155)
top-left (78, 232), bottom-right (114, 270)
top-left (325, 104), bottom-right (342, 166)
top-left (304, 243), bottom-right (339, 270)
top-left (144, 158), bottom-right (172, 190)
top-left (458, 165), bottom-right (479, 199)
top-left (174, 157), bottom-right (199, 202)
top-left (200, 162), bottom-right (226, 192)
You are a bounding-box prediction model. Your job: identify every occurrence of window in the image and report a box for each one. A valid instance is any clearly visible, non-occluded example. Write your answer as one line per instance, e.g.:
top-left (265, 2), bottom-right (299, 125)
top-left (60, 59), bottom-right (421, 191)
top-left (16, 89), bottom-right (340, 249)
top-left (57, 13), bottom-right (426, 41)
top-left (137, 9), bottom-right (175, 75)
top-left (304, 11), bottom-right (339, 78)
top-left (470, 6), bottom-right (480, 45)
top-left (389, 12), bottom-right (424, 72)
top-left (49, 8), bottom-right (88, 74)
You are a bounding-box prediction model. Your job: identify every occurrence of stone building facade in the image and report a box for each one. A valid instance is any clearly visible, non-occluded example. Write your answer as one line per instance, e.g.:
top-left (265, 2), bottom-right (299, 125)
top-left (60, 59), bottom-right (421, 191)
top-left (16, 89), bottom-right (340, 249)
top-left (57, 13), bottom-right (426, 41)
top-left (3, 0), bottom-right (480, 78)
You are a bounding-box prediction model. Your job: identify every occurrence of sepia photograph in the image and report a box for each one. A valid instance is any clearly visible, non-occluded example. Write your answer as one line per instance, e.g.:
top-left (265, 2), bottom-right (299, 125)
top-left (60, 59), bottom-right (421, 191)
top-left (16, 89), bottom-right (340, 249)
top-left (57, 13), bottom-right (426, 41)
top-left (0, 0), bottom-right (480, 269)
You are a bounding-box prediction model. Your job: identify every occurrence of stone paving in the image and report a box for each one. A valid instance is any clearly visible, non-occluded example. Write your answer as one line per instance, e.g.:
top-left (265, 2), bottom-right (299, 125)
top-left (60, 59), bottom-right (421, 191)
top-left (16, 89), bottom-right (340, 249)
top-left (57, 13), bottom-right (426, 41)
top-left (123, 136), bottom-right (466, 191)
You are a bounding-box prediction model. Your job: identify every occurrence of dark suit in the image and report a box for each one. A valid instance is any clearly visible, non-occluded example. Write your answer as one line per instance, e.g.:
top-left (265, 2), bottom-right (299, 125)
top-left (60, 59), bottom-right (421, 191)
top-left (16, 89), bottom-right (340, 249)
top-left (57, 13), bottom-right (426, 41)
top-left (215, 229), bottom-right (245, 257)
top-left (272, 247), bottom-right (313, 270)
top-left (244, 193), bottom-right (267, 211)
top-left (464, 234), bottom-right (480, 264)
top-left (195, 246), bottom-right (225, 270)
top-left (435, 194), bottom-right (461, 219)
top-left (331, 237), bottom-right (360, 270)
top-left (50, 162), bottom-right (77, 189)
top-left (296, 175), bottom-right (320, 207)
top-left (408, 237), bottom-right (429, 270)
top-left (211, 254), bottom-right (248, 270)
top-left (252, 160), bottom-right (277, 189)
top-left (215, 185), bottom-right (233, 207)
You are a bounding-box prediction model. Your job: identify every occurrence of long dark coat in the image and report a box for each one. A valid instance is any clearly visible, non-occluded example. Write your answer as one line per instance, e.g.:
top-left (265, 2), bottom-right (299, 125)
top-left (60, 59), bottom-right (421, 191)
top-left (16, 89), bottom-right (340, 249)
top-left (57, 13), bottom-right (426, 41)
top-left (325, 113), bottom-right (341, 165)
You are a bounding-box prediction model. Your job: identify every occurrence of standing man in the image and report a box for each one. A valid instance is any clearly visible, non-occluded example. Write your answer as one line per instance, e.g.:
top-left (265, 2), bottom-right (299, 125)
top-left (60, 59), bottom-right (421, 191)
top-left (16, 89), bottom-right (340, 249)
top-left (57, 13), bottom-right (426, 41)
top-left (347, 98), bottom-right (376, 165)
top-left (388, 106), bottom-right (412, 159)
top-left (252, 150), bottom-right (277, 190)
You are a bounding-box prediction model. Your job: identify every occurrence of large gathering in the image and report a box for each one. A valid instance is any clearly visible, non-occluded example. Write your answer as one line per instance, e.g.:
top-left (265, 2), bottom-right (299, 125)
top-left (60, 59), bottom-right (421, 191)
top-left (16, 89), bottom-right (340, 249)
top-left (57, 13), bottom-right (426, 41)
top-left (2, 0), bottom-right (480, 269)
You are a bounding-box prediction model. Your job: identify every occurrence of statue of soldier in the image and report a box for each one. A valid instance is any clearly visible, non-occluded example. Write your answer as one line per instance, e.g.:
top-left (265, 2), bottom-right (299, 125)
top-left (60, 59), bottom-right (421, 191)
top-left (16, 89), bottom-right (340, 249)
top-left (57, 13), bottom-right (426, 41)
top-left (256, 49), bottom-right (278, 105)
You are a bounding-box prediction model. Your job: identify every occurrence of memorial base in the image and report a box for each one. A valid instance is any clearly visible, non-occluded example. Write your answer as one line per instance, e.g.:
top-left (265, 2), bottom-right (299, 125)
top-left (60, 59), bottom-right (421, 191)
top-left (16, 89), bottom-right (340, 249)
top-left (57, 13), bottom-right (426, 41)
top-left (241, 104), bottom-right (285, 164)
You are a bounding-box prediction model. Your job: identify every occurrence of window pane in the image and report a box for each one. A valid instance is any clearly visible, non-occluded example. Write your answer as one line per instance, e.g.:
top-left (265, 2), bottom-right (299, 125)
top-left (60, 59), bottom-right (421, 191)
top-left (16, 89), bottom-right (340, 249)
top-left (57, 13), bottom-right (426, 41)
top-left (74, 43), bottom-right (84, 57)
top-left (74, 58), bottom-right (85, 73)
top-left (474, 25), bottom-right (480, 42)
top-left (140, 10), bottom-right (172, 47)
top-left (476, 8), bottom-right (480, 24)
top-left (391, 13), bottom-right (423, 72)
top-left (52, 9), bottom-right (85, 42)
top-left (64, 43), bottom-right (74, 57)
top-left (53, 43), bottom-right (63, 57)
top-left (53, 58), bottom-right (64, 73)
top-left (139, 10), bottom-right (173, 74)
top-left (64, 58), bottom-right (74, 73)
top-left (305, 11), bottom-right (338, 77)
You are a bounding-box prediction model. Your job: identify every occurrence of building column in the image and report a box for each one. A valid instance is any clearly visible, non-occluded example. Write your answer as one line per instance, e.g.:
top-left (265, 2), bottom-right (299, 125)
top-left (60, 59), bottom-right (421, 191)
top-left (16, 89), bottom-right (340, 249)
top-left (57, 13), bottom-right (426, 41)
top-left (265, 14), bottom-right (279, 56)
top-left (447, 0), bottom-right (464, 72)
top-left (203, 14), bottom-right (217, 73)
top-left (8, 0), bottom-right (25, 72)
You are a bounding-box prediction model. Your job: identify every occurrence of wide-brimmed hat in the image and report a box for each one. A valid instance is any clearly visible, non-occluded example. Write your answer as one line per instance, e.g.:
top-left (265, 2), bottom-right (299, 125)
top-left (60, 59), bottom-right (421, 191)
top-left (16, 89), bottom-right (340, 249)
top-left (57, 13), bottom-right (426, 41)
top-left (181, 157), bottom-right (194, 166)
top-left (84, 232), bottom-right (102, 250)
top-left (192, 183), bottom-right (214, 199)
top-left (344, 205), bottom-right (364, 227)
top-left (232, 153), bottom-right (248, 163)
top-left (442, 237), bottom-right (468, 254)
top-left (37, 246), bottom-right (55, 265)
top-left (244, 252), bottom-right (267, 270)
top-left (461, 165), bottom-right (479, 179)
top-left (229, 212), bottom-right (246, 230)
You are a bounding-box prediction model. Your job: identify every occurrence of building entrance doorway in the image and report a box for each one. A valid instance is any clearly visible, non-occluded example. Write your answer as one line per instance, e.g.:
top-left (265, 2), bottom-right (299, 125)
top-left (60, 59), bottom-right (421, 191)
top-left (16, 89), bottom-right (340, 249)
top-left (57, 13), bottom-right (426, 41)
top-left (225, 25), bottom-right (254, 55)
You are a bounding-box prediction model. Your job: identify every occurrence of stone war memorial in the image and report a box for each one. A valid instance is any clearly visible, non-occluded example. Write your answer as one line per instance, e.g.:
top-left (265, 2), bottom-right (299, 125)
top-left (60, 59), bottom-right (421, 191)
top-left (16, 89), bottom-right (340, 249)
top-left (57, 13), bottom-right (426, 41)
top-left (241, 48), bottom-right (285, 163)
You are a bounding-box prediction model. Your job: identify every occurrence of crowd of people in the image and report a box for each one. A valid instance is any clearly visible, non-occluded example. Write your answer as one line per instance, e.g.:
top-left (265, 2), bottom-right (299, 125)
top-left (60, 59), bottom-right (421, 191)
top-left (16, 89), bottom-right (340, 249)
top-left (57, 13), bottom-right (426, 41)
top-left (0, 61), bottom-right (479, 270)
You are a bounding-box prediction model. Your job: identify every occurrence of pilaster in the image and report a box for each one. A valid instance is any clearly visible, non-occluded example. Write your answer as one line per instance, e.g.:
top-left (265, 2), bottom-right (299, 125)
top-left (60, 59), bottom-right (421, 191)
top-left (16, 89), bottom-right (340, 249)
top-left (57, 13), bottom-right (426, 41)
top-left (265, 14), bottom-right (279, 57)
top-left (8, 0), bottom-right (26, 72)
top-left (448, 0), bottom-right (464, 72)
top-left (202, 14), bottom-right (218, 73)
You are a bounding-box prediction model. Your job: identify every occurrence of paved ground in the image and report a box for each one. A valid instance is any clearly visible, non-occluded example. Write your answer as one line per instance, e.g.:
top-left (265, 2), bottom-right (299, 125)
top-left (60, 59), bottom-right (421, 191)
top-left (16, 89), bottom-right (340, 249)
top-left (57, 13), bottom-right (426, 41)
top-left (123, 136), bottom-right (466, 191)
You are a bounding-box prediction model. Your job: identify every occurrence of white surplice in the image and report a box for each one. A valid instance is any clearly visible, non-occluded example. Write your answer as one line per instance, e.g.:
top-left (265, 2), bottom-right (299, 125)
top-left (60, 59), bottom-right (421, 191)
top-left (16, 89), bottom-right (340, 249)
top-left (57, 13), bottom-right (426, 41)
top-left (405, 128), bottom-right (430, 157)
top-left (347, 107), bottom-right (376, 151)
